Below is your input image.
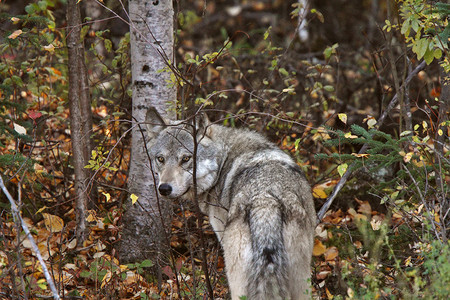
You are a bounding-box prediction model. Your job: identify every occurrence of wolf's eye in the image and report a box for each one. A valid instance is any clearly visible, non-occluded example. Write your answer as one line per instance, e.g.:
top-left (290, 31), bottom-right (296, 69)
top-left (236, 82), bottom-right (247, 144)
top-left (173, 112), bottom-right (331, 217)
top-left (181, 155), bottom-right (191, 163)
top-left (156, 156), bottom-right (165, 163)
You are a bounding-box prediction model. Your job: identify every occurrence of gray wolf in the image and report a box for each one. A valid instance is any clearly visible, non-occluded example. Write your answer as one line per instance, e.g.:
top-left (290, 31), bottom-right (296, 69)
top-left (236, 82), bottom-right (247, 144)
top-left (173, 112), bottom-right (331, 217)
top-left (146, 108), bottom-right (316, 300)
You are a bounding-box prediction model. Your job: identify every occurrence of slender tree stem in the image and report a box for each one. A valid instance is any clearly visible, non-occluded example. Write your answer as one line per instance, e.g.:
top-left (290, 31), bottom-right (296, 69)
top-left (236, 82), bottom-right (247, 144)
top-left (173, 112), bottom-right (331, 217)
top-left (0, 175), bottom-right (61, 300)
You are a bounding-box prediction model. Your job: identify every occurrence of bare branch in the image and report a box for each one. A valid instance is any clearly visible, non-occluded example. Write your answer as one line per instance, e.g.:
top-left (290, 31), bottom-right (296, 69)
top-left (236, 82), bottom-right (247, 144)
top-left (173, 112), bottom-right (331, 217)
top-left (0, 175), bottom-right (61, 300)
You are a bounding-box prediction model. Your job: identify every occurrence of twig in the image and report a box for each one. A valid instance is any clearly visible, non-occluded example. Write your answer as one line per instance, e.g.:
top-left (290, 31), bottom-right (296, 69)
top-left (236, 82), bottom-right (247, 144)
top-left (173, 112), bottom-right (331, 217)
top-left (0, 175), bottom-right (61, 300)
top-left (317, 60), bottom-right (427, 222)
top-left (403, 164), bottom-right (441, 242)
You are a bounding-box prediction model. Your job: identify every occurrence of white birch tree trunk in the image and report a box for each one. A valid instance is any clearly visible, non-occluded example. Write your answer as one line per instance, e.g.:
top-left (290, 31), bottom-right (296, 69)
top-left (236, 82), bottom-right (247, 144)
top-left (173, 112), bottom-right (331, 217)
top-left (119, 0), bottom-right (176, 268)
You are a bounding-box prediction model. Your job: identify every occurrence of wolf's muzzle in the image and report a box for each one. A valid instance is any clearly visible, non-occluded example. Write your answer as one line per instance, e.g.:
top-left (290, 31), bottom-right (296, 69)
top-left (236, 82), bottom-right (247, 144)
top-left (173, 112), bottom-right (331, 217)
top-left (158, 183), bottom-right (172, 196)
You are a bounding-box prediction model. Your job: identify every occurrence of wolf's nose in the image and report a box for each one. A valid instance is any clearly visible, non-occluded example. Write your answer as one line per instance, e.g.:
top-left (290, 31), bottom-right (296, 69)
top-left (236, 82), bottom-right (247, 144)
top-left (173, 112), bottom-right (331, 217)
top-left (158, 184), bottom-right (172, 196)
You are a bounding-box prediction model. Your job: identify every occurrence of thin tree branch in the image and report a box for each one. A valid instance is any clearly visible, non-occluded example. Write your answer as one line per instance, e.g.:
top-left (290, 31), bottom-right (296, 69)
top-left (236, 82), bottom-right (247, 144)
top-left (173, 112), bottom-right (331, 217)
top-left (0, 175), bottom-right (61, 300)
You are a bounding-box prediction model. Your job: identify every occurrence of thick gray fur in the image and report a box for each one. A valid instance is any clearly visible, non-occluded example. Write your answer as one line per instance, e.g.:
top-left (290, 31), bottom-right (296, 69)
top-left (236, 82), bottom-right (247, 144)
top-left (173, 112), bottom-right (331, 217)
top-left (146, 108), bottom-right (316, 299)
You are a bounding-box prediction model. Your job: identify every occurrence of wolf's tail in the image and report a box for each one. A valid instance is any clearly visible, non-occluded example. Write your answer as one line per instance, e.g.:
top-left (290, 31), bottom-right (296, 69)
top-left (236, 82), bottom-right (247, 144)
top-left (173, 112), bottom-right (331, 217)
top-left (247, 204), bottom-right (289, 299)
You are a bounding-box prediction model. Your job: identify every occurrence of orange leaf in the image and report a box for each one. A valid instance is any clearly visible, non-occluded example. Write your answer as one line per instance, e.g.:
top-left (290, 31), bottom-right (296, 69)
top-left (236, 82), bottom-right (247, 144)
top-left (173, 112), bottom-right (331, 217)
top-left (430, 87), bottom-right (440, 98)
top-left (313, 239), bottom-right (327, 256)
top-left (324, 246), bottom-right (339, 261)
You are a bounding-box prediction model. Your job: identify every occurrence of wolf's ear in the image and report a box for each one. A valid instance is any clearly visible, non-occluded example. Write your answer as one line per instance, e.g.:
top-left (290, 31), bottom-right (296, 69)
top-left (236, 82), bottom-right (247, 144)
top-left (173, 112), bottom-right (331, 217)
top-left (146, 107), bottom-right (168, 139)
top-left (194, 112), bottom-right (213, 138)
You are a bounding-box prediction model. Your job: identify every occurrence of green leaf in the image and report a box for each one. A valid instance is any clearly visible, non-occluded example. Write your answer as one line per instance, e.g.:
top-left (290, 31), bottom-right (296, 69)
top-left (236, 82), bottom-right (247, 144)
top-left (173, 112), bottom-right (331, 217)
top-left (401, 19), bottom-right (410, 35)
top-left (414, 38), bottom-right (429, 60)
top-left (433, 48), bottom-right (442, 59)
top-left (264, 26), bottom-right (272, 40)
top-left (324, 85), bottom-right (335, 92)
top-left (424, 48), bottom-right (435, 65)
top-left (140, 259), bottom-right (153, 268)
top-left (279, 68), bottom-right (289, 77)
top-left (337, 163), bottom-right (348, 177)
top-left (294, 138), bottom-right (301, 151)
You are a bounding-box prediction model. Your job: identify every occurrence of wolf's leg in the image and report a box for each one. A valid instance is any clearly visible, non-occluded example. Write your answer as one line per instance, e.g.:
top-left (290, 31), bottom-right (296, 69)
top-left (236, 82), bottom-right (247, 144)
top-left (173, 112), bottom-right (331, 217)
top-left (284, 220), bottom-right (314, 300)
top-left (222, 218), bottom-right (252, 300)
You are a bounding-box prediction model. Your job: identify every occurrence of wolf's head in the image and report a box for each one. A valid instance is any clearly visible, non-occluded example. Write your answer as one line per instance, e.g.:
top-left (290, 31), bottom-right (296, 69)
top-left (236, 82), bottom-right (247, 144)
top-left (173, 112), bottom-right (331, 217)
top-left (145, 108), bottom-right (223, 200)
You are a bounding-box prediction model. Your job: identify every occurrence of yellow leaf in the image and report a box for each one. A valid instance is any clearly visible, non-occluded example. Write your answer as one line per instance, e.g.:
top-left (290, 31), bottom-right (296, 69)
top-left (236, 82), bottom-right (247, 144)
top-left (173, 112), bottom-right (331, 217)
top-left (35, 206), bottom-right (47, 214)
top-left (102, 192), bottom-right (111, 202)
top-left (364, 115), bottom-right (377, 129)
top-left (326, 287), bottom-right (334, 299)
top-left (130, 194), bottom-right (138, 205)
top-left (37, 278), bottom-right (47, 290)
top-left (347, 288), bottom-right (355, 298)
top-left (351, 153), bottom-right (370, 158)
top-left (11, 17), bottom-right (20, 24)
top-left (403, 152), bottom-right (413, 163)
top-left (8, 29), bottom-right (22, 39)
top-left (313, 239), bottom-right (327, 256)
top-left (43, 44), bottom-right (55, 52)
top-left (338, 113), bottom-right (347, 124)
top-left (42, 213), bottom-right (64, 232)
top-left (86, 210), bottom-right (96, 222)
top-left (404, 256), bottom-right (412, 267)
top-left (100, 270), bottom-right (112, 288)
top-left (435, 213), bottom-right (440, 223)
top-left (312, 186), bottom-right (328, 199)
top-left (438, 129), bottom-right (443, 136)
top-left (367, 118), bottom-right (377, 129)
top-left (344, 132), bottom-right (358, 139)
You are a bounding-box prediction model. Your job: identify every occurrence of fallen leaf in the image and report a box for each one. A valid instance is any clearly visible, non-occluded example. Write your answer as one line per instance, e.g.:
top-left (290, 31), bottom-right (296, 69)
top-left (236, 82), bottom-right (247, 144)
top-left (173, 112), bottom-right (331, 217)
top-left (100, 270), bottom-right (112, 288)
top-left (370, 218), bottom-right (382, 231)
top-left (42, 213), bottom-right (64, 232)
top-left (326, 287), bottom-right (334, 299)
top-left (312, 186), bottom-right (328, 199)
top-left (324, 246), bottom-right (339, 261)
top-left (313, 239), bottom-right (327, 256)
top-left (357, 200), bottom-right (372, 215)
top-left (317, 270), bottom-right (331, 280)
top-left (43, 44), bottom-right (55, 52)
top-left (102, 192), bottom-right (111, 202)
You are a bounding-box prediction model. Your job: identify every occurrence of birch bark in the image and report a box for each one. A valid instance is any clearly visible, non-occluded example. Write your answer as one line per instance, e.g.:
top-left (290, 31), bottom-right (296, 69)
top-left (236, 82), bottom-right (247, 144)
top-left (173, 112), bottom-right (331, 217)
top-left (119, 0), bottom-right (176, 267)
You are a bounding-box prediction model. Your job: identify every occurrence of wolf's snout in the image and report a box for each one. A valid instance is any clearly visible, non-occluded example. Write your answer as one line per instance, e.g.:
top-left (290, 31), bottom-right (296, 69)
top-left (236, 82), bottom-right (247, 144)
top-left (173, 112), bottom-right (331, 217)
top-left (158, 183), bottom-right (172, 196)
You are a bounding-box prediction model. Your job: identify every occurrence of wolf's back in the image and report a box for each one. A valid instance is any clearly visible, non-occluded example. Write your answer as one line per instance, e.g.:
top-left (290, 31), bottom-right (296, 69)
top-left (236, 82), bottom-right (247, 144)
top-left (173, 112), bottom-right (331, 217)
top-left (205, 125), bottom-right (315, 299)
